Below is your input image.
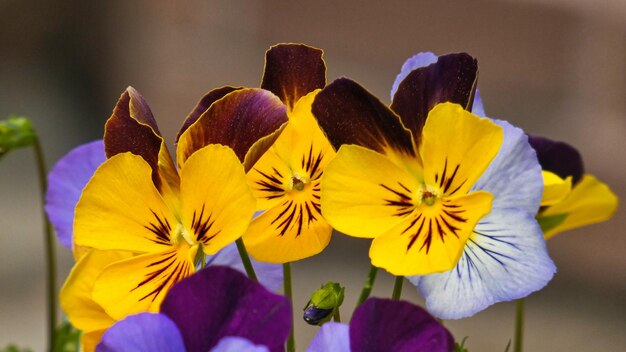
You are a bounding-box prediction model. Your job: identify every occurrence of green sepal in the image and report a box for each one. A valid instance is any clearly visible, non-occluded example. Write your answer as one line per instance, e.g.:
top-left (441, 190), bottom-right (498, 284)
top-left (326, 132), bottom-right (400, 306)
top-left (454, 336), bottom-right (469, 352)
top-left (0, 116), bottom-right (36, 159)
top-left (536, 213), bottom-right (568, 233)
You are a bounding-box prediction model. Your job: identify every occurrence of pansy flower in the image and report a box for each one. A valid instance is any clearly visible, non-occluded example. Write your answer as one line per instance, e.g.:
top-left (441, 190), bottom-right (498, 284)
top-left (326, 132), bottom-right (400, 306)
top-left (97, 266), bottom-right (291, 352)
top-left (307, 298), bottom-right (454, 352)
top-left (528, 135), bottom-right (618, 238)
top-left (313, 53), bottom-right (555, 318)
top-left (313, 53), bottom-right (501, 276)
top-left (69, 86), bottom-right (288, 322)
top-left (205, 43), bottom-right (335, 263)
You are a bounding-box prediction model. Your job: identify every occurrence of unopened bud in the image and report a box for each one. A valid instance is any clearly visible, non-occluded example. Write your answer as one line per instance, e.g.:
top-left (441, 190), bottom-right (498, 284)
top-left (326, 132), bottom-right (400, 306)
top-left (303, 282), bottom-right (344, 325)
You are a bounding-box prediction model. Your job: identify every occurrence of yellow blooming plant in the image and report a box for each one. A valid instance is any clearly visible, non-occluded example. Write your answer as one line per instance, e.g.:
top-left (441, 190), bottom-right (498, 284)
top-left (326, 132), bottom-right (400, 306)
top-left (59, 86), bottom-right (289, 350)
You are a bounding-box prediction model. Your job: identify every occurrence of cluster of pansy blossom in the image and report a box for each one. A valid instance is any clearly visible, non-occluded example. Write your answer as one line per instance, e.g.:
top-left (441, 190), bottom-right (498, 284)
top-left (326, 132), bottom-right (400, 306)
top-left (41, 44), bottom-right (618, 352)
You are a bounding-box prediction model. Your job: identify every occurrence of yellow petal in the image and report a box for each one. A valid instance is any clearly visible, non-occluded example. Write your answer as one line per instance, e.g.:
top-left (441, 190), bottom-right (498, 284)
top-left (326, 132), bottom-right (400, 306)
top-left (540, 171), bottom-right (572, 206)
top-left (420, 103), bottom-right (503, 196)
top-left (92, 243), bottom-right (197, 320)
top-left (248, 90), bottom-right (335, 211)
top-left (82, 329), bottom-right (107, 352)
top-left (179, 145), bottom-right (256, 255)
top-left (540, 174), bottom-right (618, 239)
top-left (60, 249), bottom-right (131, 332)
top-left (370, 191), bottom-right (493, 276)
top-left (321, 144), bottom-right (421, 238)
top-left (243, 198), bottom-right (333, 263)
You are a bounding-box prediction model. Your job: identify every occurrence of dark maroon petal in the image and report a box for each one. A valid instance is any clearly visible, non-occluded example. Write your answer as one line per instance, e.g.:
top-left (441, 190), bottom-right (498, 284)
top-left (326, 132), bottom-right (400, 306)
top-left (390, 53), bottom-right (478, 146)
top-left (176, 88), bottom-right (288, 171)
top-left (350, 298), bottom-right (455, 352)
top-left (161, 266), bottom-right (291, 352)
top-left (312, 78), bottom-right (416, 156)
top-left (261, 44), bottom-right (326, 110)
top-left (104, 87), bottom-right (169, 187)
top-left (176, 86), bottom-right (242, 142)
top-left (527, 135), bottom-right (584, 185)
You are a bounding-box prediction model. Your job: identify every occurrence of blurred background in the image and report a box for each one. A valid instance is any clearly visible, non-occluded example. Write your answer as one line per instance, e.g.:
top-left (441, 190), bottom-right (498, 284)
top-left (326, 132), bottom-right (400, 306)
top-left (1, 0), bottom-right (624, 350)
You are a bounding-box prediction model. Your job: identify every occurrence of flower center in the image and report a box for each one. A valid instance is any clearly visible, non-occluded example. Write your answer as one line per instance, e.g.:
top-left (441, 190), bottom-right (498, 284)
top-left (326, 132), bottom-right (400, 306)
top-left (418, 184), bottom-right (440, 207)
top-left (291, 175), bottom-right (307, 191)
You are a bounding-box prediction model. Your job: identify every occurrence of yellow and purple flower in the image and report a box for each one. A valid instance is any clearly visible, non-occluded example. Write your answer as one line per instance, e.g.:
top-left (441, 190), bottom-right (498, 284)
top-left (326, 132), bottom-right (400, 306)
top-left (314, 52), bottom-right (555, 318)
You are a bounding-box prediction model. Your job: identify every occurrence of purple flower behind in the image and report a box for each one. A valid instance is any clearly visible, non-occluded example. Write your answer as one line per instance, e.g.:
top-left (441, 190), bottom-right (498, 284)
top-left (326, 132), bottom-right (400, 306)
top-left (98, 266), bottom-right (290, 352)
top-left (45, 140), bottom-right (106, 248)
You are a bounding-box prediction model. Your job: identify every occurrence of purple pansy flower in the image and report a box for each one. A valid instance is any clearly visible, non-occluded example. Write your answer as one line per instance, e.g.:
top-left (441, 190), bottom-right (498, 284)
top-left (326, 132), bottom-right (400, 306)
top-left (97, 266), bottom-right (291, 352)
top-left (45, 141), bottom-right (283, 289)
top-left (392, 52), bottom-right (555, 319)
top-left (308, 298), bottom-right (455, 352)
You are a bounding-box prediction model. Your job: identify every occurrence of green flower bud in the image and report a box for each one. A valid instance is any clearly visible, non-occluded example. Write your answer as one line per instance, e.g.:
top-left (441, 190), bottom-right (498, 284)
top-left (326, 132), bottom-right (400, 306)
top-left (0, 116), bottom-right (36, 159)
top-left (303, 282), bottom-right (344, 325)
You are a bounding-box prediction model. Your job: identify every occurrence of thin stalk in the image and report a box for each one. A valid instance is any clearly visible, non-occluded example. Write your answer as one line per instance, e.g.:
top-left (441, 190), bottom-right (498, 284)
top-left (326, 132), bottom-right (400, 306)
top-left (355, 265), bottom-right (379, 307)
top-left (283, 263), bottom-right (295, 352)
top-left (333, 307), bottom-right (341, 323)
top-left (391, 276), bottom-right (404, 300)
top-left (235, 238), bottom-right (257, 281)
top-left (200, 251), bottom-right (206, 269)
top-left (33, 137), bottom-right (57, 350)
top-left (514, 298), bottom-right (525, 352)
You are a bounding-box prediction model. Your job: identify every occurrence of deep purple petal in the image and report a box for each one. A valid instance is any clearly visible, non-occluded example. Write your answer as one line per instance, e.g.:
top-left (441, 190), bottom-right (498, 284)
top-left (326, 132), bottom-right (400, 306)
top-left (390, 52), bottom-right (439, 101)
top-left (206, 242), bottom-right (283, 292)
top-left (527, 135), bottom-right (584, 184)
top-left (349, 298), bottom-right (454, 352)
top-left (306, 322), bottom-right (350, 352)
top-left (96, 313), bottom-right (185, 352)
top-left (211, 337), bottom-right (269, 352)
top-left (44, 140), bottom-right (105, 248)
top-left (161, 266), bottom-right (291, 352)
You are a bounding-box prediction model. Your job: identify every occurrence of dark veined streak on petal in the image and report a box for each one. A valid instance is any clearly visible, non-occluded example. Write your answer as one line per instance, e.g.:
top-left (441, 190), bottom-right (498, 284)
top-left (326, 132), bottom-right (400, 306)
top-left (312, 78), bottom-right (417, 157)
top-left (91, 244), bottom-right (197, 320)
top-left (176, 88), bottom-right (289, 171)
top-left (261, 43), bottom-right (326, 110)
top-left (390, 53), bottom-right (478, 148)
top-left (349, 298), bottom-right (455, 352)
top-left (410, 208), bottom-right (555, 319)
top-left (161, 266), bottom-right (291, 352)
top-left (176, 86), bottom-right (243, 142)
top-left (527, 134), bottom-right (585, 185)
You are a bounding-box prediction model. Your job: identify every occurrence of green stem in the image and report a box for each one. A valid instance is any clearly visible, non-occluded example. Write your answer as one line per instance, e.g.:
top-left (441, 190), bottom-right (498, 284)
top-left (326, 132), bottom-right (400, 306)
top-left (514, 298), bottom-right (525, 352)
top-left (283, 263), bottom-right (295, 352)
top-left (355, 265), bottom-right (379, 307)
top-left (200, 250), bottom-right (206, 269)
top-left (33, 137), bottom-right (57, 350)
top-left (333, 307), bottom-right (341, 323)
top-left (391, 276), bottom-right (404, 300)
top-left (235, 238), bottom-right (257, 281)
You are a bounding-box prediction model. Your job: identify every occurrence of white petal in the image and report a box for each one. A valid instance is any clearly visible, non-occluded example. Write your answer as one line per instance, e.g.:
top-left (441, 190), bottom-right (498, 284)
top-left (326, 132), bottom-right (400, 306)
top-left (409, 208), bottom-right (555, 319)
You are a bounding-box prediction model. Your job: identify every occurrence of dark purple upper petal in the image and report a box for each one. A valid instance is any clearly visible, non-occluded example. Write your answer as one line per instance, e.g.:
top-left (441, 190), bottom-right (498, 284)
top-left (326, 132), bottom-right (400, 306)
top-left (349, 298), bottom-right (454, 352)
top-left (44, 140), bottom-right (105, 248)
top-left (527, 135), bottom-right (584, 184)
top-left (389, 53), bottom-right (478, 148)
top-left (96, 313), bottom-right (186, 352)
top-left (161, 266), bottom-right (291, 352)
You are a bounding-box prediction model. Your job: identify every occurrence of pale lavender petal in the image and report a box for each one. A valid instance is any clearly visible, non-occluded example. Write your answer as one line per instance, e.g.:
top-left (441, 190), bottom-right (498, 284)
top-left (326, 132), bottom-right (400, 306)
top-left (471, 119), bottom-right (543, 214)
top-left (45, 140), bottom-right (105, 248)
top-left (472, 89), bottom-right (485, 117)
top-left (96, 313), bottom-right (185, 352)
top-left (212, 337), bottom-right (269, 352)
top-left (206, 242), bottom-right (283, 292)
top-left (349, 298), bottom-right (454, 352)
top-left (306, 322), bottom-right (350, 352)
top-left (161, 266), bottom-right (290, 352)
top-left (390, 52), bottom-right (438, 101)
top-left (410, 208), bottom-right (555, 319)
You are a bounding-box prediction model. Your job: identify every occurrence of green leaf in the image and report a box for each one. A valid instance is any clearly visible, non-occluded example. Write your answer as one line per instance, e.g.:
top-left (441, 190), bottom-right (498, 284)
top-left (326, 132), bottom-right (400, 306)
top-left (53, 322), bottom-right (80, 352)
top-left (0, 116), bottom-right (36, 159)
